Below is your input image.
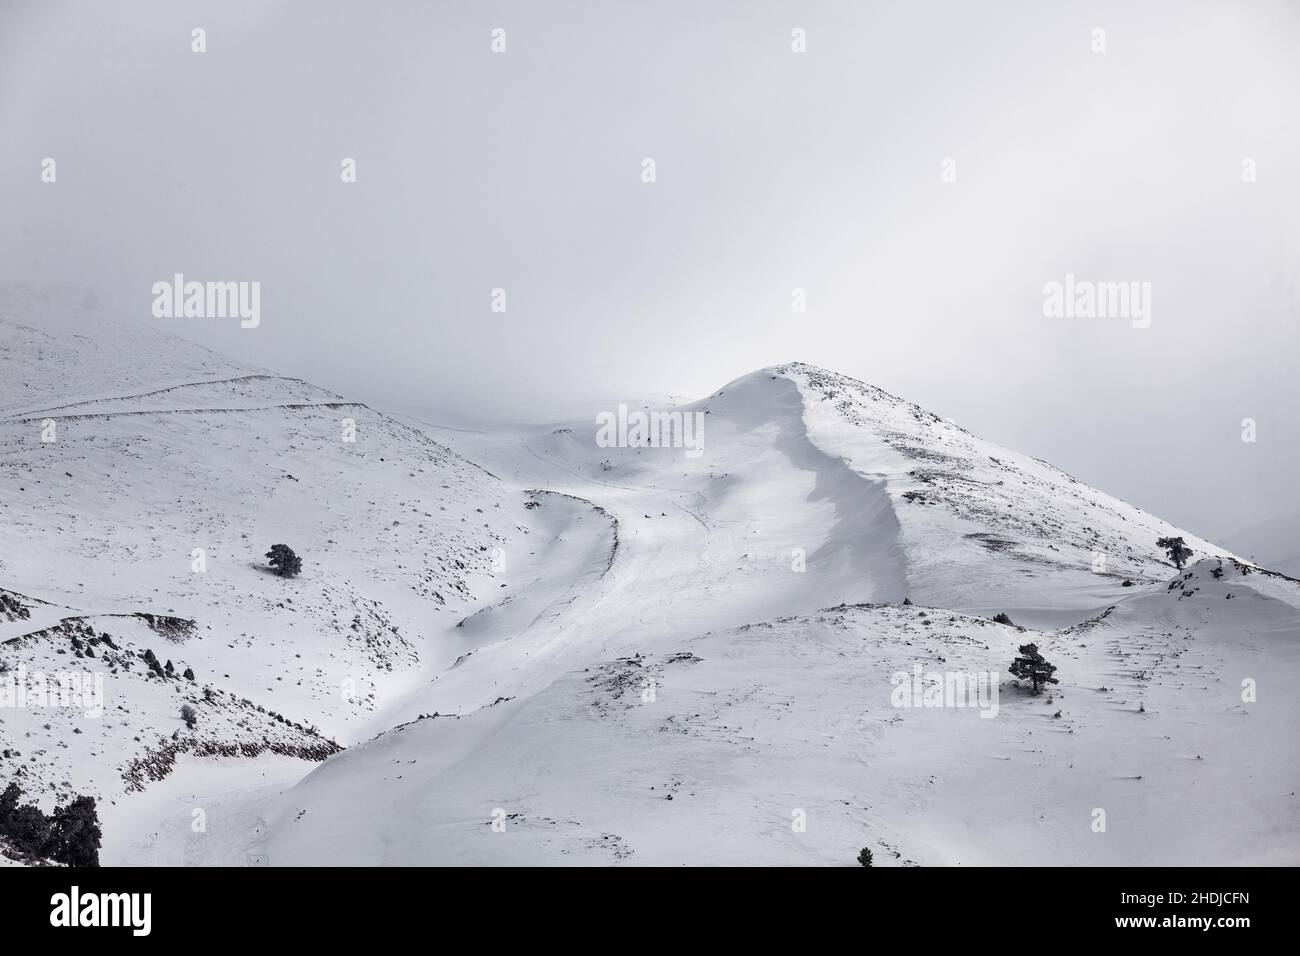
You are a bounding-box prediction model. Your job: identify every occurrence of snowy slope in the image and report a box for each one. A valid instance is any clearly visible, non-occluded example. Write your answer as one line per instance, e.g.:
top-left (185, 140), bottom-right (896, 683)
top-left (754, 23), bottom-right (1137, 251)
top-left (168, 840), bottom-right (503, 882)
top-left (2, 305), bottom-right (1294, 866)
top-left (255, 368), bottom-right (1295, 867)
top-left (261, 556), bottom-right (1299, 866)
top-left (780, 363), bottom-right (1236, 611)
top-left (0, 284), bottom-right (261, 419)
top-left (0, 292), bottom-right (538, 830)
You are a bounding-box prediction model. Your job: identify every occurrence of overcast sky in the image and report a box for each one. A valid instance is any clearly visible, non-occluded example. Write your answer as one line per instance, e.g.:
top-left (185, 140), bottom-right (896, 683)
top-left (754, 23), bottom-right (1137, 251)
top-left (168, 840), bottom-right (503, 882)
top-left (2, 0), bottom-right (1298, 542)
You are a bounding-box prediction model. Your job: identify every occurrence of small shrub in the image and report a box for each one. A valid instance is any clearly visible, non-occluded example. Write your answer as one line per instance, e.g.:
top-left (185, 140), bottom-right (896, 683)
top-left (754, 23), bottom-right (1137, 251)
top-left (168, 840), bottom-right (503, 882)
top-left (265, 543), bottom-right (302, 578)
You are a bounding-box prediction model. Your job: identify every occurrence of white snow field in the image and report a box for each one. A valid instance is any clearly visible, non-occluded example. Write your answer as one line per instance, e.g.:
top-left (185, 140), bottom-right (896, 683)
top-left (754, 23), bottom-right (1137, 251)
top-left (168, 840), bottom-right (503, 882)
top-left (2, 288), bottom-right (1296, 866)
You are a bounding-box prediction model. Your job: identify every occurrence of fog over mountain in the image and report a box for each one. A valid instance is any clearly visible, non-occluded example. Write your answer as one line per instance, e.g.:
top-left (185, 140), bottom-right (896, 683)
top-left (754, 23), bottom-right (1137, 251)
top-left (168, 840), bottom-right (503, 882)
top-left (2, 0), bottom-right (1298, 543)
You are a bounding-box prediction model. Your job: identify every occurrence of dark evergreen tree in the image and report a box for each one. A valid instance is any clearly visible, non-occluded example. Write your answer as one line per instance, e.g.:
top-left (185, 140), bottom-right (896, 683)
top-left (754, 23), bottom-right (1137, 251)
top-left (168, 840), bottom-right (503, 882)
top-left (47, 795), bottom-right (101, 867)
top-left (1009, 642), bottom-right (1059, 694)
top-left (3, 802), bottom-right (51, 857)
top-left (0, 782), bottom-right (19, 830)
top-left (1156, 536), bottom-right (1193, 570)
top-left (857, 846), bottom-right (873, 867)
top-left (265, 543), bottom-right (302, 578)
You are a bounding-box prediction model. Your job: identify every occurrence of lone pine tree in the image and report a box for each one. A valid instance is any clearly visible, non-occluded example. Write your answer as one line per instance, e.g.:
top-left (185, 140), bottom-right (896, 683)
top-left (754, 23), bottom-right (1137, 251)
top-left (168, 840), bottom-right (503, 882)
top-left (1009, 642), bottom-right (1059, 694)
top-left (266, 543), bottom-right (302, 578)
top-left (1156, 536), bottom-right (1193, 570)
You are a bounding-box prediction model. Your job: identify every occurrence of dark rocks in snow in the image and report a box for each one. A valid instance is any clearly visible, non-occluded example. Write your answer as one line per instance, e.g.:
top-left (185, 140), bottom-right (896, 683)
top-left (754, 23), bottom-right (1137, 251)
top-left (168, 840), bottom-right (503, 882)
top-left (136, 614), bottom-right (198, 642)
top-left (140, 648), bottom-right (168, 679)
top-left (0, 592), bottom-right (31, 622)
top-left (121, 734), bottom-right (341, 794)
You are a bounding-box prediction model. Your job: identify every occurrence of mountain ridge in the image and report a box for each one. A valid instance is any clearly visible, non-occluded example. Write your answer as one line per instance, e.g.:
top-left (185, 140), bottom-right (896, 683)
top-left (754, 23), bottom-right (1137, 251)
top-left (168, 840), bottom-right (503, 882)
top-left (1, 297), bottom-right (1295, 866)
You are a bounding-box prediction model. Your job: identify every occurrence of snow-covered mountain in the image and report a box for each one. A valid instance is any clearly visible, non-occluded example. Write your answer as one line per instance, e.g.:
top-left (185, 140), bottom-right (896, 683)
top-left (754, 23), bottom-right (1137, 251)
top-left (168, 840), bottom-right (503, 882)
top-left (0, 287), bottom-right (522, 822)
top-left (2, 289), bottom-right (1296, 866)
